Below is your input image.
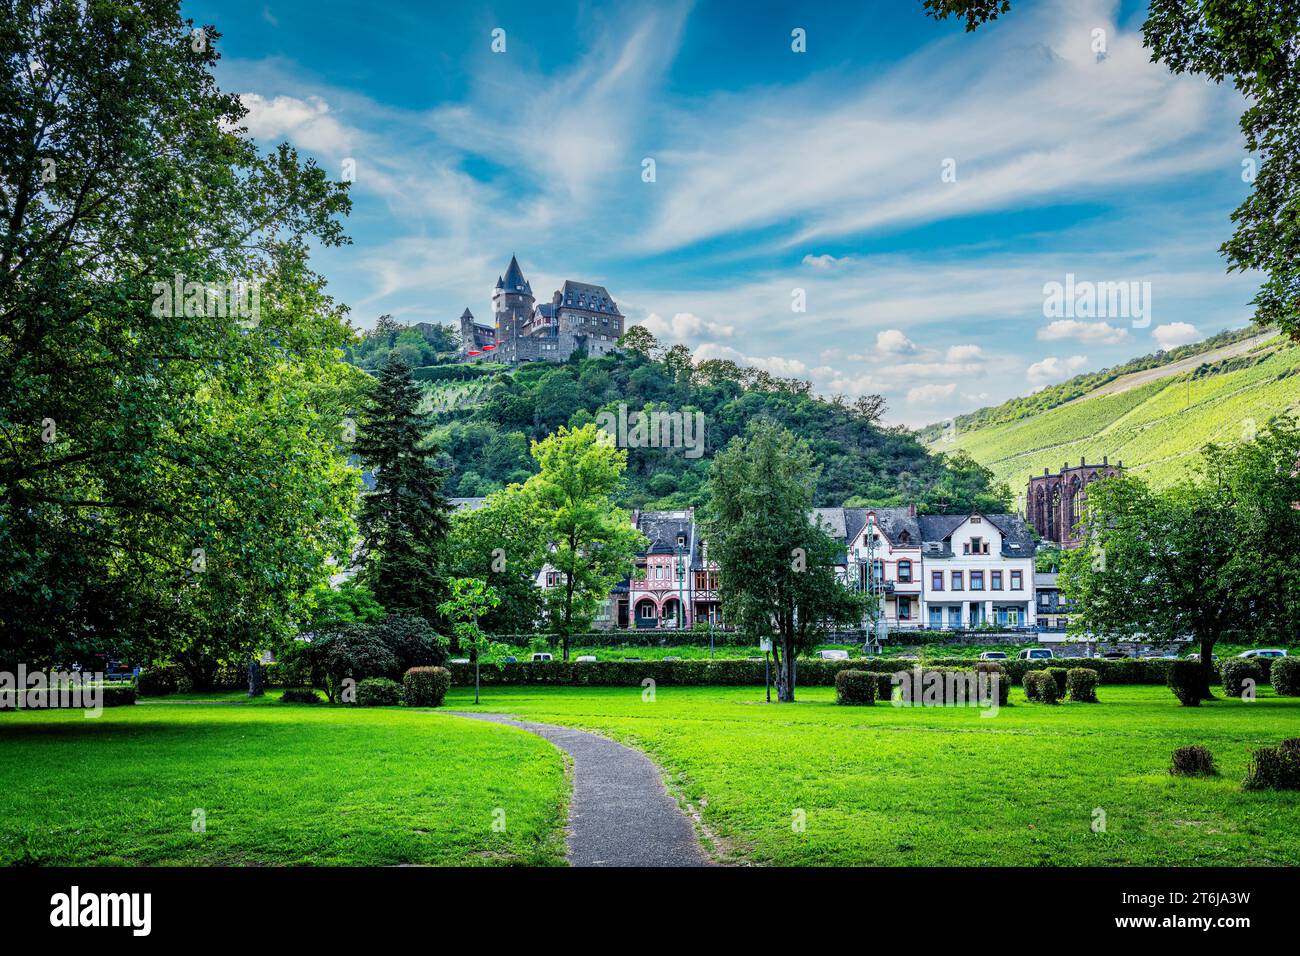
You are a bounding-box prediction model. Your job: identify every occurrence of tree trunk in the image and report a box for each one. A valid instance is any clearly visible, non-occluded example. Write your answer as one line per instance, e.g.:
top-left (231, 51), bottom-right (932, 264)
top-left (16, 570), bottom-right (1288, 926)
top-left (473, 647), bottom-right (481, 705)
top-left (247, 657), bottom-right (264, 697)
top-left (1199, 634), bottom-right (1217, 700)
top-left (774, 638), bottom-right (796, 702)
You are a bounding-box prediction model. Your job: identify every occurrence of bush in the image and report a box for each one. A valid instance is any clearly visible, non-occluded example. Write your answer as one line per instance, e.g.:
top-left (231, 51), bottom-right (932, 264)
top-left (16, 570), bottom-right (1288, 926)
top-left (1271, 657), bottom-right (1300, 696)
top-left (1168, 660), bottom-right (1204, 706)
top-left (835, 670), bottom-right (876, 705)
top-left (1046, 667), bottom-right (1069, 698)
top-left (279, 687), bottom-right (322, 704)
top-left (1219, 659), bottom-right (1262, 698)
top-left (369, 615), bottom-right (449, 672)
top-left (1170, 745), bottom-right (1216, 777)
top-left (1066, 668), bottom-right (1099, 703)
top-left (1243, 743), bottom-right (1300, 791)
top-left (354, 677), bottom-right (403, 707)
top-left (136, 665), bottom-right (190, 697)
top-left (404, 666), bottom-right (451, 708)
top-left (1023, 670), bottom-right (1058, 704)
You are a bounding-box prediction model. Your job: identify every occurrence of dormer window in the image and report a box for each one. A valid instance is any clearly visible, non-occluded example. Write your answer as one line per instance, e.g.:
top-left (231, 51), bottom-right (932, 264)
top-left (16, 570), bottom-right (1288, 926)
top-left (677, 533), bottom-right (686, 548)
top-left (898, 531), bottom-right (910, 544)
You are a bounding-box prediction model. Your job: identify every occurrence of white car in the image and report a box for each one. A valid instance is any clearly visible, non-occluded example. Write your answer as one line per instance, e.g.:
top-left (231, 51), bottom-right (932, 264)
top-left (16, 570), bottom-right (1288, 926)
top-left (530, 652), bottom-right (553, 663)
top-left (449, 658), bottom-right (470, 665)
top-left (816, 649), bottom-right (850, 660)
top-left (575, 655), bottom-right (597, 663)
top-left (979, 651), bottom-right (1008, 661)
top-left (1238, 648), bottom-right (1287, 659)
top-left (1017, 648), bottom-right (1054, 660)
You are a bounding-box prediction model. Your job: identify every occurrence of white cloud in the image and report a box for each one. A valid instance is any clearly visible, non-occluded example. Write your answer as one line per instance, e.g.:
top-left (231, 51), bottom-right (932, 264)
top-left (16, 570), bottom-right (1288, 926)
top-left (639, 312), bottom-right (735, 344)
top-left (1152, 322), bottom-right (1201, 349)
top-left (1038, 318), bottom-right (1129, 345)
top-left (694, 343), bottom-right (808, 378)
top-left (239, 94), bottom-right (354, 156)
top-left (876, 329), bottom-right (918, 355)
top-left (945, 344), bottom-right (985, 362)
top-left (907, 382), bottom-right (958, 405)
top-left (1027, 354), bottom-right (1090, 386)
top-left (802, 254), bottom-right (849, 270)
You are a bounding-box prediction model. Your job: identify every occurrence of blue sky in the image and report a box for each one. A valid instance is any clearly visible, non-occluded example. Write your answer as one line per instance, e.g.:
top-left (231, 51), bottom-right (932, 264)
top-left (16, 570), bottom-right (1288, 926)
top-left (188, 0), bottom-right (1259, 426)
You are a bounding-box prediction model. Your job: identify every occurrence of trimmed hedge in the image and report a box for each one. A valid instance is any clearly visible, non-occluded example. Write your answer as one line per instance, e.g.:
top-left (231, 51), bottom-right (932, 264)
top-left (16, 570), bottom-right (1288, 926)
top-left (354, 677), bottom-right (402, 707)
top-left (1023, 670), bottom-right (1058, 704)
top-left (1170, 745), bottom-right (1216, 777)
top-left (1219, 659), bottom-right (1262, 698)
top-left (0, 685), bottom-right (135, 711)
top-left (1271, 657), bottom-right (1300, 696)
top-left (1066, 668), bottom-right (1099, 703)
top-left (835, 670), bottom-right (876, 705)
top-left (1168, 660), bottom-right (1204, 707)
top-left (404, 666), bottom-right (451, 708)
top-left (137, 664), bottom-right (191, 696)
top-left (279, 687), bottom-right (322, 704)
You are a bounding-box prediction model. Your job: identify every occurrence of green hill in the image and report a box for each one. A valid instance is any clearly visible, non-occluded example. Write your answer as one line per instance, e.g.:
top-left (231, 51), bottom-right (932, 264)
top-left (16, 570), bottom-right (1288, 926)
top-left (921, 328), bottom-right (1300, 495)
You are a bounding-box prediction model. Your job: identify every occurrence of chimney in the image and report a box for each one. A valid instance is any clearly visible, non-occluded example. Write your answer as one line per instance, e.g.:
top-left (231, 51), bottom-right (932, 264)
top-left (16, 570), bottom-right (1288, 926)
top-left (908, 503), bottom-right (916, 517)
top-left (1081, 456), bottom-right (1086, 467)
top-left (1103, 455), bottom-right (1108, 465)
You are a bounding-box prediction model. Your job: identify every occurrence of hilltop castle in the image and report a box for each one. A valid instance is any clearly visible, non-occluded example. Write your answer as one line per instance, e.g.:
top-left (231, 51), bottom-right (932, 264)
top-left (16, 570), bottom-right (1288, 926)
top-left (459, 255), bottom-right (625, 363)
top-left (1026, 457), bottom-right (1124, 548)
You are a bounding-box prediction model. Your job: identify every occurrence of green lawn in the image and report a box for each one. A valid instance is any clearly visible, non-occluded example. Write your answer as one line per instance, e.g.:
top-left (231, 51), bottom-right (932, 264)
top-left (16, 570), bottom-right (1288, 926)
top-left (4, 684), bottom-right (1298, 867)
top-left (446, 683), bottom-right (1300, 866)
top-left (0, 697), bottom-right (567, 866)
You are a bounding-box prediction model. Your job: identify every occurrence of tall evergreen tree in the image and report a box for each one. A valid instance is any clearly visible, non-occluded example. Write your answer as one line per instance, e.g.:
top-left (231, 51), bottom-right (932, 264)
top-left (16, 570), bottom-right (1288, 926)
top-left (355, 352), bottom-right (450, 623)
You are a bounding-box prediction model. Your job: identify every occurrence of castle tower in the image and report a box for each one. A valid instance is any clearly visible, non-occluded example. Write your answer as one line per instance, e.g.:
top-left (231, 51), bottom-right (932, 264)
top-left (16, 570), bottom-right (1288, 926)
top-left (492, 255), bottom-right (534, 343)
top-left (1026, 456), bottom-right (1123, 548)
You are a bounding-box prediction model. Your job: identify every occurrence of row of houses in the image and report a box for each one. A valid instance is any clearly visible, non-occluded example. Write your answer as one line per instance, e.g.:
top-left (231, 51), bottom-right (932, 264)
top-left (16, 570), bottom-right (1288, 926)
top-left (450, 499), bottom-right (1075, 633)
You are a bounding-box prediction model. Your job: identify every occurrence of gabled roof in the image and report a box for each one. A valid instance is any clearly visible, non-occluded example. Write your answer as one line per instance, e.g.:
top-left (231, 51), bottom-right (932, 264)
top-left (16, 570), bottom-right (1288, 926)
top-left (559, 279), bottom-right (622, 315)
top-left (855, 507), bottom-right (921, 547)
top-left (810, 507), bottom-right (846, 539)
top-left (917, 512), bottom-right (1037, 556)
top-left (636, 510), bottom-right (694, 554)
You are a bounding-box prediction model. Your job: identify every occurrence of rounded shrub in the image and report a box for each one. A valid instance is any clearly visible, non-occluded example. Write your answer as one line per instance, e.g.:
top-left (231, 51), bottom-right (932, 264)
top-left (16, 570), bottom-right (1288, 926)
top-left (1219, 659), bottom-right (1262, 698)
top-left (1023, 669), bottom-right (1058, 704)
top-left (354, 677), bottom-right (403, 707)
top-left (279, 687), bottom-right (322, 704)
top-left (1270, 657), bottom-right (1300, 696)
top-left (1167, 660), bottom-right (1205, 706)
top-left (835, 669), bottom-right (877, 706)
top-left (1046, 667), bottom-right (1068, 698)
top-left (136, 665), bottom-right (189, 697)
top-left (1242, 743), bottom-right (1300, 791)
top-left (1170, 745), bottom-right (1216, 777)
top-left (403, 666), bottom-right (451, 708)
top-left (1066, 667), bottom-right (1099, 703)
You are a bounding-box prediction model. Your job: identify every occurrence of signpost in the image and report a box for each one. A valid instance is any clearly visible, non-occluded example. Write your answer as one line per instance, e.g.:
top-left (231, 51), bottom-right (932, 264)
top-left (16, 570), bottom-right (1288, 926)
top-left (759, 637), bottom-right (772, 702)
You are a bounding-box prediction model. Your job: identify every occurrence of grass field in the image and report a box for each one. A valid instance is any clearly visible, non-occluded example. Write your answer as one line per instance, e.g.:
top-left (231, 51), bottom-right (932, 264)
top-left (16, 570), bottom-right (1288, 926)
top-left (0, 699), bottom-right (567, 866)
top-left (448, 683), bottom-right (1300, 866)
top-left (4, 684), bottom-right (1298, 867)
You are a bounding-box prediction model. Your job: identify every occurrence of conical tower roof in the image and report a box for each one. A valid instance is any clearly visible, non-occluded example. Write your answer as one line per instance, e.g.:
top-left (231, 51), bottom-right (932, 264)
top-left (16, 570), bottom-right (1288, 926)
top-left (501, 254), bottom-right (531, 295)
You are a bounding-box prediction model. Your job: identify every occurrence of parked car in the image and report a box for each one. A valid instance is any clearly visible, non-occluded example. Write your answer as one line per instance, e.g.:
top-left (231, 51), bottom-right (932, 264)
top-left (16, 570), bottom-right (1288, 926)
top-left (1017, 648), bottom-right (1054, 660)
top-left (449, 658), bottom-right (470, 665)
top-left (1099, 652), bottom-right (1128, 660)
top-left (978, 651), bottom-right (1008, 661)
top-left (1238, 648), bottom-right (1287, 659)
top-left (502, 656), bottom-right (518, 664)
top-left (530, 653), bottom-right (553, 663)
top-left (1185, 652), bottom-right (1217, 662)
top-left (575, 655), bottom-right (597, 663)
top-left (816, 649), bottom-right (850, 660)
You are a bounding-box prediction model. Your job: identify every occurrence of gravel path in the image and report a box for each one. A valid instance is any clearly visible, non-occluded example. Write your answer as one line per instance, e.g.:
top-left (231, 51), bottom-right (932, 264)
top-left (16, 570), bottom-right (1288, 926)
top-left (448, 712), bottom-right (713, 867)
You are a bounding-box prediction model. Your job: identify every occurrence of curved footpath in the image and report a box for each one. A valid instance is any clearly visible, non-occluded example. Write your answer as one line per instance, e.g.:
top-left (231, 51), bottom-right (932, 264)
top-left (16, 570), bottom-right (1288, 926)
top-left (449, 713), bottom-right (714, 867)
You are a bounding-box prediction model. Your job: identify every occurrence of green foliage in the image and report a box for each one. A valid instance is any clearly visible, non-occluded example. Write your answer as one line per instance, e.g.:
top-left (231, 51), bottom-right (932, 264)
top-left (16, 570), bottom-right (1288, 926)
top-left (1066, 668), bottom-right (1098, 703)
top-left (403, 666), bottom-right (451, 708)
top-left (445, 486), bottom-right (547, 634)
top-left (303, 581), bottom-right (385, 631)
top-left (1045, 667), bottom-right (1068, 698)
top-left (354, 677), bottom-right (402, 707)
top-left (426, 344), bottom-right (1006, 513)
top-left (1022, 670), bottom-right (1058, 704)
top-left (289, 615), bottom-right (446, 702)
top-left (835, 670), bottom-right (877, 705)
top-left (346, 316), bottom-right (458, 370)
top-left (1272, 657), bottom-right (1300, 696)
top-left (0, 2), bottom-right (360, 674)
top-left (355, 352), bottom-right (451, 623)
top-left (702, 420), bottom-right (871, 701)
top-left (524, 425), bottom-right (646, 658)
top-left (1243, 742), bottom-right (1300, 791)
top-left (1168, 660), bottom-right (1205, 707)
top-left (1219, 659), bottom-right (1262, 698)
top-left (1170, 745), bottom-right (1216, 777)
top-left (136, 665), bottom-right (190, 697)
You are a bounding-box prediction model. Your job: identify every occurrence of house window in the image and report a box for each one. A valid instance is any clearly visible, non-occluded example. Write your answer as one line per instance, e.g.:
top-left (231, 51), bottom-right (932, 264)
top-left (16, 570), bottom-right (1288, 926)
top-left (951, 571), bottom-right (963, 590)
top-left (991, 570), bottom-right (1003, 590)
top-left (898, 597), bottom-right (912, 620)
top-left (898, 531), bottom-right (910, 544)
top-left (872, 559), bottom-right (884, 582)
top-left (931, 570), bottom-right (943, 591)
top-left (1011, 570), bottom-right (1023, 590)
top-left (971, 571), bottom-right (985, 590)
top-left (898, 560), bottom-right (912, 583)
top-left (929, 607), bottom-right (942, 628)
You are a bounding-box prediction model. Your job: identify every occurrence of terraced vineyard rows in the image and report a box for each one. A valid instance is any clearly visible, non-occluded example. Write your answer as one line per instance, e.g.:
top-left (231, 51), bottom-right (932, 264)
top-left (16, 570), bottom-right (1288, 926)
top-left (932, 336), bottom-right (1300, 492)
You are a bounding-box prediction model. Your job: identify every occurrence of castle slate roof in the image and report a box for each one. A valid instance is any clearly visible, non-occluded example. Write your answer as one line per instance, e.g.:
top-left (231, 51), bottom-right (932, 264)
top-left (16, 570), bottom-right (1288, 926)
top-left (460, 308), bottom-right (474, 320)
top-left (636, 510), bottom-right (694, 555)
top-left (560, 279), bottom-right (622, 315)
top-left (499, 255), bottom-right (532, 295)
